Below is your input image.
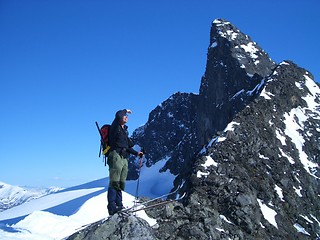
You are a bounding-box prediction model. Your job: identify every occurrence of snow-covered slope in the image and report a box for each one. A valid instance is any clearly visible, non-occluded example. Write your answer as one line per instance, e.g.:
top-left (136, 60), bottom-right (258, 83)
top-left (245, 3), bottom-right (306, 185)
top-left (0, 158), bottom-right (175, 240)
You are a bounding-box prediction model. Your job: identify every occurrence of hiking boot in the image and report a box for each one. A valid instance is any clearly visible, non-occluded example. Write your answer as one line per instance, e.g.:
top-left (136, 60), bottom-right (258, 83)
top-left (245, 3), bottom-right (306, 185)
top-left (108, 206), bottom-right (124, 215)
top-left (107, 201), bottom-right (118, 216)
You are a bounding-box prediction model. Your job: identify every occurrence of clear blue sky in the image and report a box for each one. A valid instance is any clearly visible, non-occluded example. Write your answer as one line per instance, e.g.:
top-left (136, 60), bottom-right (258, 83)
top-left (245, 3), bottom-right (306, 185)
top-left (1, 0), bottom-right (319, 188)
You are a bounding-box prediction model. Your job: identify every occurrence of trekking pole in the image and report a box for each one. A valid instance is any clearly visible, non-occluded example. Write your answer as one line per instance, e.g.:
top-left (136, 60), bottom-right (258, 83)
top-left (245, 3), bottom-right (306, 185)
top-left (134, 150), bottom-right (144, 210)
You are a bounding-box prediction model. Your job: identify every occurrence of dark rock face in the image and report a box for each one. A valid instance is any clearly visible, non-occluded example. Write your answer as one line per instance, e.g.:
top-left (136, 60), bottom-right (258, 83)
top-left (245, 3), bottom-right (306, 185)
top-left (129, 92), bottom-right (198, 178)
top-left (197, 19), bottom-right (276, 145)
top-left (178, 61), bottom-right (320, 239)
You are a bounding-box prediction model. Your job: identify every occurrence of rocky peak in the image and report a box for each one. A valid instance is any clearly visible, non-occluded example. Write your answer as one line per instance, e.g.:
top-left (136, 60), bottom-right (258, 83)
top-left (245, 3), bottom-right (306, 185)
top-left (130, 19), bottom-right (279, 178)
top-left (210, 19), bottom-right (274, 76)
top-left (197, 19), bottom-right (276, 145)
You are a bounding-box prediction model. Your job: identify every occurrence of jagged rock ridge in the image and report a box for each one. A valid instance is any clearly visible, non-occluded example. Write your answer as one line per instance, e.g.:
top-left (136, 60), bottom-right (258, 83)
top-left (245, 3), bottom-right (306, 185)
top-left (70, 18), bottom-right (320, 239)
top-left (178, 60), bottom-right (320, 239)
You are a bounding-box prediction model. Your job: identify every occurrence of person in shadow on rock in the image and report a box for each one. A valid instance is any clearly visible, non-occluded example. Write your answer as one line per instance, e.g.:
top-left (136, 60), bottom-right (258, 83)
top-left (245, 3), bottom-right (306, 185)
top-left (107, 109), bottom-right (143, 215)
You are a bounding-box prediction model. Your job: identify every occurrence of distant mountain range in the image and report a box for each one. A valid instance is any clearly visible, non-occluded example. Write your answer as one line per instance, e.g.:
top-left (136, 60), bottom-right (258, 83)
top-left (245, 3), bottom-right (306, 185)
top-left (0, 181), bottom-right (61, 212)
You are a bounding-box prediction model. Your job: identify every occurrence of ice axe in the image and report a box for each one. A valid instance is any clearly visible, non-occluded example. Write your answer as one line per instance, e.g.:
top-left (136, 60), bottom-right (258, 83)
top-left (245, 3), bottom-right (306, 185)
top-left (134, 148), bottom-right (144, 202)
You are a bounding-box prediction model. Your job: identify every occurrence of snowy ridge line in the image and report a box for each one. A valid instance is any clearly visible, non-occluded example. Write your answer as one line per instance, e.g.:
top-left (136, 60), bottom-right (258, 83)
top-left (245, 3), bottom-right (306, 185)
top-left (0, 187), bottom-right (105, 222)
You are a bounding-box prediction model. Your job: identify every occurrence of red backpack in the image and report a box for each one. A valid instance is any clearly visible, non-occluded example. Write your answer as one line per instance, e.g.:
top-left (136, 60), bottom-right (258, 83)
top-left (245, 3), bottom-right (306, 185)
top-left (95, 122), bottom-right (111, 165)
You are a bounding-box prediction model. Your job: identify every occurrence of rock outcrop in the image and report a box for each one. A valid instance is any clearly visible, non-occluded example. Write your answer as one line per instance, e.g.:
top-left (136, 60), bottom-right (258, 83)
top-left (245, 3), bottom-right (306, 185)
top-left (68, 214), bottom-right (156, 240)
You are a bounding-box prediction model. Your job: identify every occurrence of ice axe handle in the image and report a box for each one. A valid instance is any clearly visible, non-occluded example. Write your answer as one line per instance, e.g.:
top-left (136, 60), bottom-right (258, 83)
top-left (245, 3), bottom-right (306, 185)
top-left (138, 148), bottom-right (144, 167)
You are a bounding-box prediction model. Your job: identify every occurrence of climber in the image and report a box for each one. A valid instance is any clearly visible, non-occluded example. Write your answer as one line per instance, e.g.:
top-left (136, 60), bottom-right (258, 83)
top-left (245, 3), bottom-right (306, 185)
top-left (107, 109), bottom-right (143, 215)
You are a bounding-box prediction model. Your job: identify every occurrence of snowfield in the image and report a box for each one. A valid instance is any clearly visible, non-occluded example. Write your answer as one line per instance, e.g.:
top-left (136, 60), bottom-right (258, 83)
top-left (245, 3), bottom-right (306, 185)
top-left (0, 189), bottom-right (155, 240)
top-left (0, 159), bottom-right (175, 240)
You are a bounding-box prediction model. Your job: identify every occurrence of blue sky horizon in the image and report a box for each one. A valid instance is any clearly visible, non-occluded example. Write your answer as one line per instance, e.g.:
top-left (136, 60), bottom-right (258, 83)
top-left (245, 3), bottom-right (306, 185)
top-left (1, 0), bottom-right (319, 188)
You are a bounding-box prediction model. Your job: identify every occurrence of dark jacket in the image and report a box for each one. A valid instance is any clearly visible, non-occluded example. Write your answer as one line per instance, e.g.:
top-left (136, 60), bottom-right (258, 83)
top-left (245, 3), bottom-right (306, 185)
top-left (109, 109), bottom-right (138, 158)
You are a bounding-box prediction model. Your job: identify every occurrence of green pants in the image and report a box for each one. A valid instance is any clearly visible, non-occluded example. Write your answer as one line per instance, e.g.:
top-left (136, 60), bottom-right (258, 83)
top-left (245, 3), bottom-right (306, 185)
top-left (107, 150), bottom-right (128, 191)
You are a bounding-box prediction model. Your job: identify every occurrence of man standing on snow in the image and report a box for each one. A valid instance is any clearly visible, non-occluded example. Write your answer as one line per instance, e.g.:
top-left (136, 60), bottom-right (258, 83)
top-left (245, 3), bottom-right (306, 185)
top-left (107, 109), bottom-right (143, 215)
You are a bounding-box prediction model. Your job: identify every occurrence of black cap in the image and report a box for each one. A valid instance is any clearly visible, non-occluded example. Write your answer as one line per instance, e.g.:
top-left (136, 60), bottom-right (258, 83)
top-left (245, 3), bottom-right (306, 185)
top-left (115, 109), bottom-right (132, 120)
